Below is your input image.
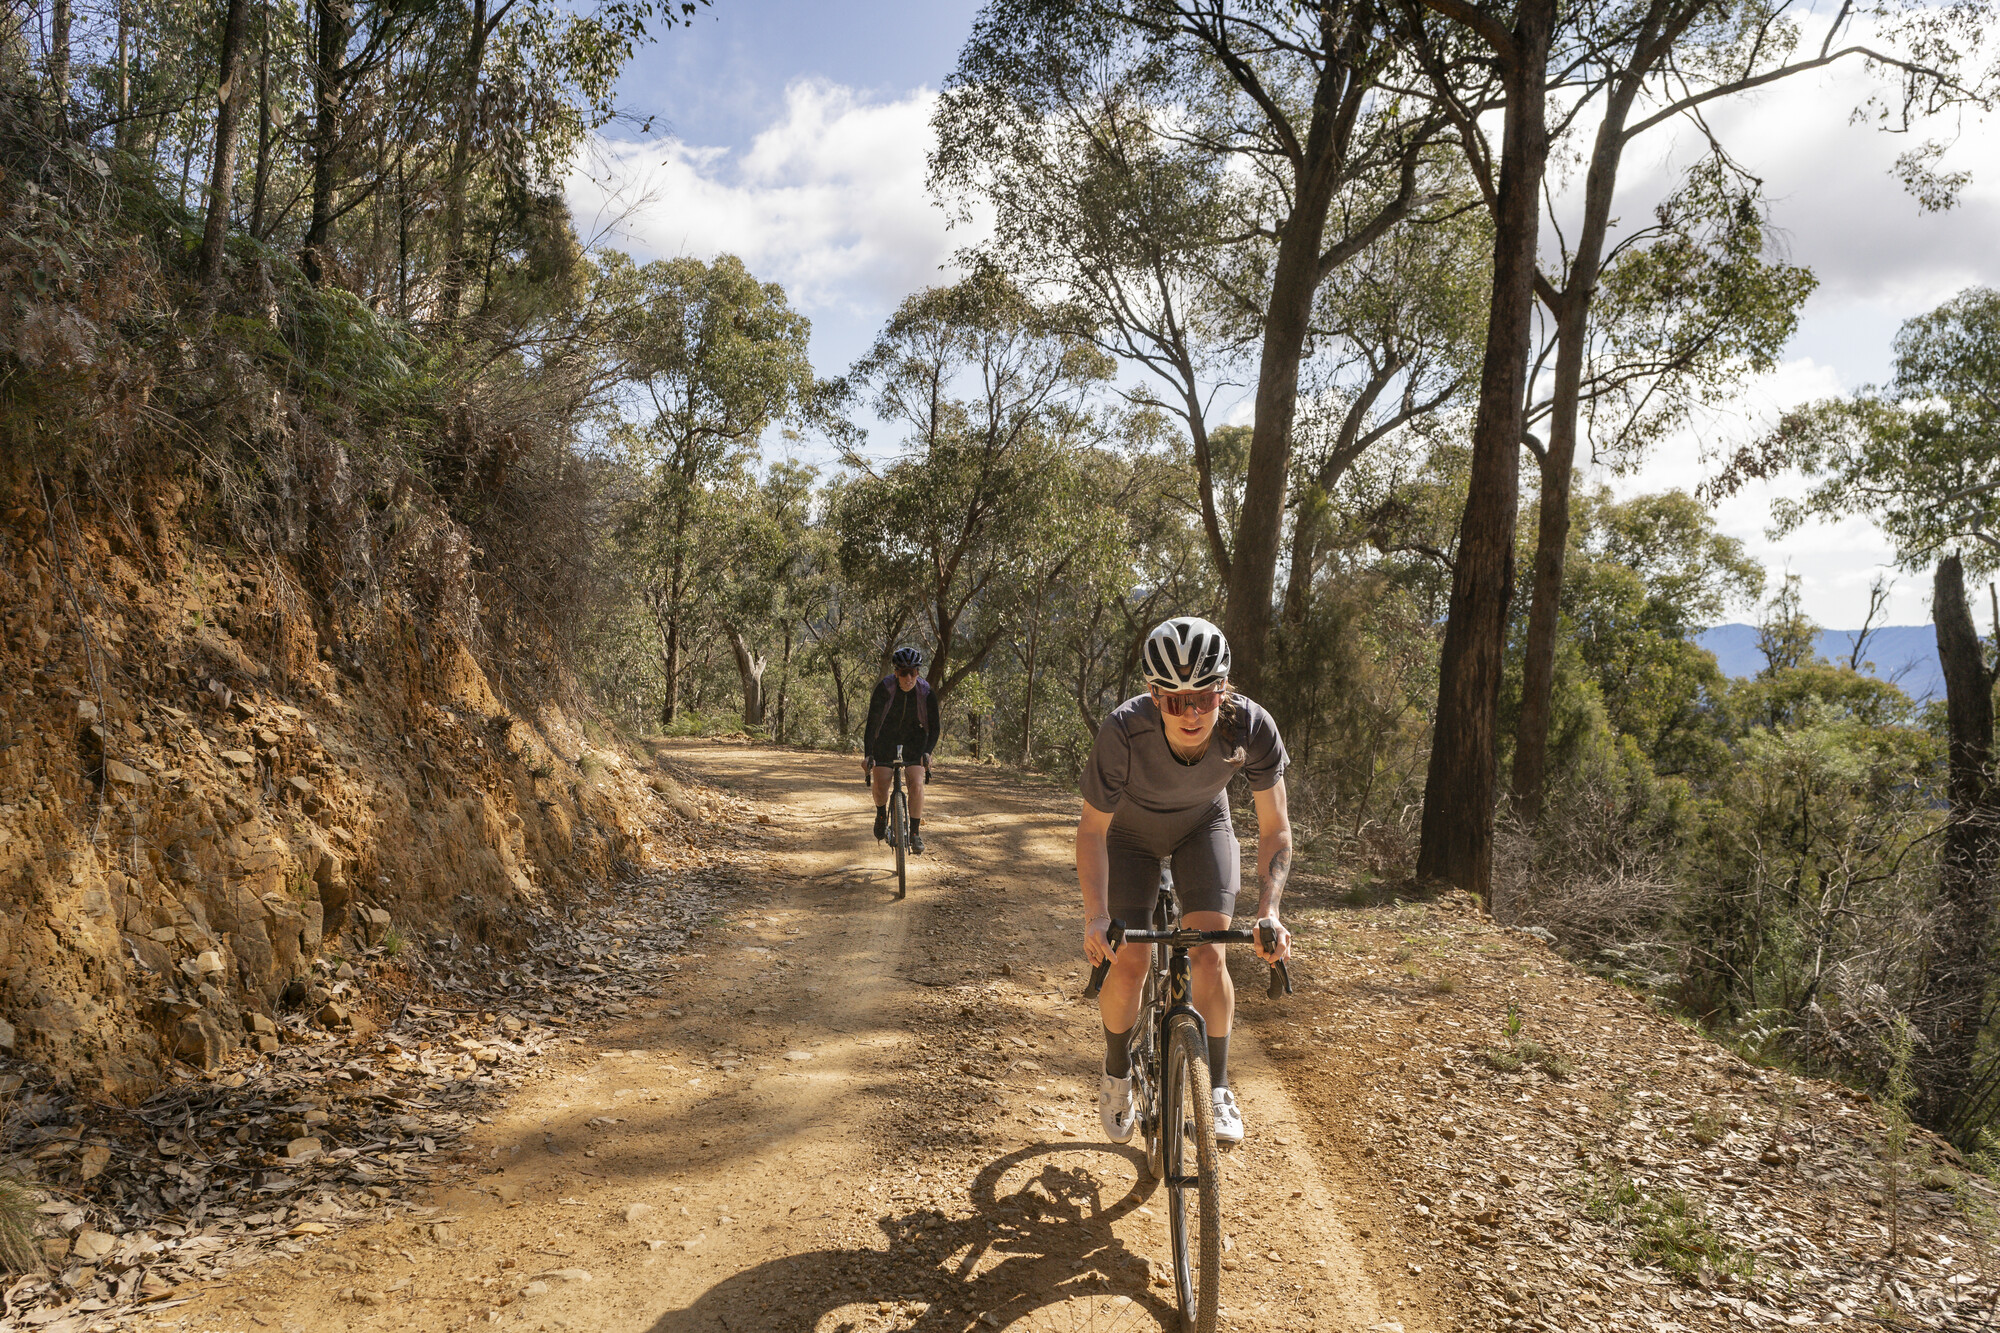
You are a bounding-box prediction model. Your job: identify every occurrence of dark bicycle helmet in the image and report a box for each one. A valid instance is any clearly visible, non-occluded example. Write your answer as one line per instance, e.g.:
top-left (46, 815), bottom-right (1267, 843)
top-left (1141, 616), bottom-right (1231, 690)
top-left (891, 646), bottom-right (925, 670)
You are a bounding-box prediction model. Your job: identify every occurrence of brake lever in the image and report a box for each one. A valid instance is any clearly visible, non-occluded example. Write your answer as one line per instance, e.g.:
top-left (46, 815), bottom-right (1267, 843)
top-left (1082, 920), bottom-right (1125, 999)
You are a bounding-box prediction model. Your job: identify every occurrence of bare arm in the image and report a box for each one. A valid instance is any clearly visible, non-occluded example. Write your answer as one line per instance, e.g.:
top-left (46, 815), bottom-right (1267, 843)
top-left (1077, 801), bottom-right (1117, 964)
top-left (1252, 779), bottom-right (1294, 962)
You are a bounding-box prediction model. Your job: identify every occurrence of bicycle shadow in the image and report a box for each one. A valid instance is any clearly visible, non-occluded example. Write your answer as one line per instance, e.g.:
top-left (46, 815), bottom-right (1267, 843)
top-left (648, 1142), bottom-right (1178, 1331)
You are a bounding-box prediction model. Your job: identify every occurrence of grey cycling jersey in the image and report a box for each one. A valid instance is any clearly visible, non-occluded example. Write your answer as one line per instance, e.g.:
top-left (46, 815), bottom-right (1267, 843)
top-left (1083, 693), bottom-right (1287, 922)
top-left (1080, 693), bottom-right (1288, 816)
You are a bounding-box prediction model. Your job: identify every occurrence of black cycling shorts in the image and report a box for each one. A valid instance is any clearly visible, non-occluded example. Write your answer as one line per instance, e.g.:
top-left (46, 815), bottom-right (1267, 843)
top-left (1104, 795), bottom-right (1239, 924)
top-left (869, 741), bottom-right (928, 768)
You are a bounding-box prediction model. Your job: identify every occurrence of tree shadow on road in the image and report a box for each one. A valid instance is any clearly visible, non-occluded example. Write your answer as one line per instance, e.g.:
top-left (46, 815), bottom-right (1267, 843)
top-left (649, 1142), bottom-right (1177, 1331)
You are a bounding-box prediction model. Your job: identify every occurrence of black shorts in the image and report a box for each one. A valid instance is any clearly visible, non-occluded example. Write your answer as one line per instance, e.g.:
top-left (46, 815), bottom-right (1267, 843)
top-left (869, 741), bottom-right (927, 768)
top-left (1104, 796), bottom-right (1240, 924)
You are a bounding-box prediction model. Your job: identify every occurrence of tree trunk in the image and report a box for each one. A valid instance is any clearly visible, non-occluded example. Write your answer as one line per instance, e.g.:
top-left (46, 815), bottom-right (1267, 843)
top-left (726, 627), bottom-right (766, 727)
top-left (302, 0), bottom-right (350, 286)
top-left (438, 0), bottom-right (489, 326)
top-left (970, 710), bottom-right (981, 759)
top-left (1915, 554), bottom-right (1999, 1136)
top-left (115, 0), bottom-right (130, 149)
top-left (250, 5), bottom-right (271, 239)
top-left (774, 622), bottom-right (794, 742)
top-left (200, 0), bottom-right (254, 289)
top-left (1510, 46), bottom-right (1648, 824)
top-left (48, 0), bottom-right (70, 116)
top-left (1415, 0), bottom-right (1554, 899)
top-left (1222, 106), bottom-right (1348, 697)
top-left (1020, 599), bottom-right (1042, 768)
top-left (829, 656), bottom-right (849, 741)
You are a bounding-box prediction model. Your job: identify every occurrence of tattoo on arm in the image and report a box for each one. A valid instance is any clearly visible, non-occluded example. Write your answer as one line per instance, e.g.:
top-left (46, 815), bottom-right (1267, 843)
top-left (1265, 847), bottom-right (1291, 893)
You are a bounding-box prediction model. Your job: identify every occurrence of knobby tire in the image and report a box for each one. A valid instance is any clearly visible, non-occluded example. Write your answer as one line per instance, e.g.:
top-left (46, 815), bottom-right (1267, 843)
top-left (1164, 1014), bottom-right (1220, 1333)
top-left (891, 787), bottom-right (908, 899)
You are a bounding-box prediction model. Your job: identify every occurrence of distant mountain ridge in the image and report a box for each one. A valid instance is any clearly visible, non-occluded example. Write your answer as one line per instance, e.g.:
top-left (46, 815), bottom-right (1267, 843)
top-left (1695, 624), bottom-right (1942, 702)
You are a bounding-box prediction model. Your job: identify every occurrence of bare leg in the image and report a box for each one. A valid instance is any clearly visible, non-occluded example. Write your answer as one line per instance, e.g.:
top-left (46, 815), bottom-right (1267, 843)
top-left (1096, 940), bottom-right (1151, 1046)
top-left (870, 766), bottom-right (891, 806)
top-left (906, 763), bottom-right (925, 819)
top-left (1181, 909), bottom-right (1235, 1042)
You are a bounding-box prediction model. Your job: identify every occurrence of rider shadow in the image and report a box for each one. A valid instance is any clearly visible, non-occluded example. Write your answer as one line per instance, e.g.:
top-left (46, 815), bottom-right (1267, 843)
top-left (649, 1142), bottom-right (1177, 1331)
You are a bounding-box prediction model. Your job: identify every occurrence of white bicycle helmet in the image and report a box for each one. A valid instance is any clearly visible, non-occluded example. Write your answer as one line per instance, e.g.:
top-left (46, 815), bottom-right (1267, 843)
top-left (1141, 616), bottom-right (1231, 690)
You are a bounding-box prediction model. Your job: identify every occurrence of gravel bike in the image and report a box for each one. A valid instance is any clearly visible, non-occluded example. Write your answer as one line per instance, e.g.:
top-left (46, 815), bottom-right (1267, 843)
top-left (865, 745), bottom-right (913, 899)
top-left (1083, 874), bottom-right (1293, 1333)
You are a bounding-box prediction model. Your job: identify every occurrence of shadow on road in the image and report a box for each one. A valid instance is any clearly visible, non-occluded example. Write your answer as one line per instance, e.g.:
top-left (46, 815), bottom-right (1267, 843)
top-left (650, 1142), bottom-right (1177, 1331)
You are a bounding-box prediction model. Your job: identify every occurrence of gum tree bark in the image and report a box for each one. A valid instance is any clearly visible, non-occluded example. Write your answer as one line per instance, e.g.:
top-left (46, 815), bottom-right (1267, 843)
top-left (1917, 553), bottom-right (1999, 1135)
top-left (1413, 0), bottom-right (1555, 898)
top-left (199, 0), bottom-right (254, 288)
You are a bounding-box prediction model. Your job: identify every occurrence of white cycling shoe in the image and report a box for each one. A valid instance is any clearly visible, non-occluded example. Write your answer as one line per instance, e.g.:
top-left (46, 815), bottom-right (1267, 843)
top-left (1099, 1072), bottom-right (1137, 1143)
top-left (1211, 1087), bottom-right (1244, 1145)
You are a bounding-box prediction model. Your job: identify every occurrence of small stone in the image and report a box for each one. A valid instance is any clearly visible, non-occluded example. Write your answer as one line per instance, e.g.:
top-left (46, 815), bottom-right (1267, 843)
top-left (290, 1222), bottom-right (331, 1235)
top-left (40, 1237), bottom-right (69, 1265)
top-left (244, 1012), bottom-right (277, 1034)
top-left (105, 758), bottom-right (150, 788)
top-left (0, 1018), bottom-right (13, 1051)
top-left (195, 949), bottom-right (224, 975)
top-left (348, 1289), bottom-right (387, 1306)
top-left (258, 728), bottom-right (280, 745)
top-left (289, 776), bottom-right (313, 795)
top-left (316, 1002), bottom-right (349, 1028)
top-left (286, 1136), bottom-right (324, 1161)
top-left (220, 749), bottom-right (255, 765)
top-left (521, 1281), bottom-right (551, 1298)
top-left (256, 1034), bottom-right (280, 1053)
top-left (77, 699), bottom-right (99, 723)
top-left (622, 1204), bottom-right (654, 1225)
top-left (784, 1050), bottom-right (814, 1061)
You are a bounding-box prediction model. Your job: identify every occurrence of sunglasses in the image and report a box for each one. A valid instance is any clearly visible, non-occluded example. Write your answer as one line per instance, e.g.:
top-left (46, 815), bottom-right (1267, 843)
top-left (1154, 686), bottom-right (1223, 717)
top-left (894, 666), bottom-right (919, 678)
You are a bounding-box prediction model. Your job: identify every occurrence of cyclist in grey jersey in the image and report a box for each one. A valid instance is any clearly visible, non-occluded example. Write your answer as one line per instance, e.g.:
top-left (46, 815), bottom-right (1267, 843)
top-left (1078, 616), bottom-right (1293, 1145)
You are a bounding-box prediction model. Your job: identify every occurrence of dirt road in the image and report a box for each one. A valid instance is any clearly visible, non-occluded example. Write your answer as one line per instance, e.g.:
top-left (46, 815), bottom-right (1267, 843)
top-left (160, 744), bottom-right (1432, 1333)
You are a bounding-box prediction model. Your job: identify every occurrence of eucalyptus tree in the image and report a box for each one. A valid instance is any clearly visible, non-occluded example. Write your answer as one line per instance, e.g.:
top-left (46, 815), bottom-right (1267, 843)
top-left (1746, 287), bottom-right (2000, 1137)
top-left (833, 269), bottom-right (1115, 707)
top-left (1278, 196), bottom-right (1487, 634)
top-left (1505, 0), bottom-right (1996, 825)
top-left (606, 252), bottom-right (814, 725)
top-left (1399, 0), bottom-right (1996, 895)
top-left (936, 0), bottom-right (1454, 694)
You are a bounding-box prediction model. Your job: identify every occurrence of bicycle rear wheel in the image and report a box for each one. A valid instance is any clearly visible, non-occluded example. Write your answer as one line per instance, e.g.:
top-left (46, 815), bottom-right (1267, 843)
top-left (891, 786), bottom-right (908, 899)
top-left (1163, 1013), bottom-right (1220, 1333)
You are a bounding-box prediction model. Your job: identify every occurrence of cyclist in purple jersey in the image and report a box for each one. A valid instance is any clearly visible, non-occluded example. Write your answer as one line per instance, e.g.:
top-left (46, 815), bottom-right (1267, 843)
top-left (1077, 617), bottom-right (1293, 1145)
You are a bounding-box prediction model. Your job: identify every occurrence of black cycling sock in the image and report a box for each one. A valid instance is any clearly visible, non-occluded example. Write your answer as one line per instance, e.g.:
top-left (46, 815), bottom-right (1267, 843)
top-left (910, 817), bottom-right (921, 829)
top-left (1103, 1025), bottom-right (1133, 1079)
top-left (1207, 1034), bottom-right (1229, 1091)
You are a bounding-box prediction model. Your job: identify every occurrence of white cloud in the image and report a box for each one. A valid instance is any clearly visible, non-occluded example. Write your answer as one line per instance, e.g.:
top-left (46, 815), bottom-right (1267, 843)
top-left (1603, 355), bottom-right (1936, 628)
top-left (566, 79), bottom-right (976, 317)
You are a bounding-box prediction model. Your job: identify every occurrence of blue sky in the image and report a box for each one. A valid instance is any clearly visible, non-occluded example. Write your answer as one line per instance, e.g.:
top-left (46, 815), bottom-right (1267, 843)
top-left (569, 1), bottom-right (2000, 629)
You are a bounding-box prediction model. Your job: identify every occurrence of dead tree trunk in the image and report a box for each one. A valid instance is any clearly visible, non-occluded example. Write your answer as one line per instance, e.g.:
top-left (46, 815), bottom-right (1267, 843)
top-left (726, 626), bottom-right (767, 728)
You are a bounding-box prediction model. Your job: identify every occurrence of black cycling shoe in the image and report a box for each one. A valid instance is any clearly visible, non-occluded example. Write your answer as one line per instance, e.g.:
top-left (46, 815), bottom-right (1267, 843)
top-left (910, 828), bottom-right (926, 855)
top-left (873, 808), bottom-right (888, 842)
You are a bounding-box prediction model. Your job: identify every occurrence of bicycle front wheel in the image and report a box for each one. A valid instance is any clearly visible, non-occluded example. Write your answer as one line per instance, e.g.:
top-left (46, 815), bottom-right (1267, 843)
top-left (1163, 1013), bottom-right (1220, 1333)
top-left (891, 787), bottom-right (908, 899)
